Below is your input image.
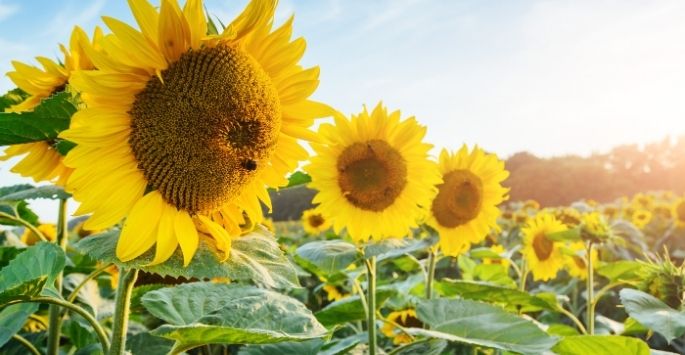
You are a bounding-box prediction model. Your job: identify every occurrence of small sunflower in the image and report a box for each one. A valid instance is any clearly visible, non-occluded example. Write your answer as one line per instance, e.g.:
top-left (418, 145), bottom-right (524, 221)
top-left (21, 223), bottom-right (57, 245)
top-left (59, 0), bottom-right (329, 265)
top-left (322, 284), bottom-right (347, 302)
top-left (554, 207), bottom-right (582, 228)
top-left (381, 309), bottom-right (421, 345)
top-left (483, 244), bottom-right (510, 269)
top-left (523, 200), bottom-right (540, 211)
top-left (306, 103), bottom-right (440, 243)
top-left (426, 145), bottom-right (509, 256)
top-left (632, 209), bottom-right (652, 229)
top-left (580, 212), bottom-right (610, 241)
top-left (673, 199), bottom-right (685, 228)
top-left (0, 27), bottom-right (100, 186)
top-left (301, 208), bottom-right (331, 235)
top-left (522, 213), bottom-right (567, 281)
top-left (564, 241), bottom-right (598, 280)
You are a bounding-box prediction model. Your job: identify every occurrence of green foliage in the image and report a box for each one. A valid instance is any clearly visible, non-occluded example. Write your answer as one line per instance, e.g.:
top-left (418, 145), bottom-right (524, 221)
top-left (0, 185), bottom-right (70, 200)
top-left (363, 237), bottom-right (436, 261)
top-left (597, 261), bottom-right (644, 283)
top-left (295, 240), bottom-right (359, 275)
top-left (126, 332), bottom-right (174, 355)
top-left (142, 283), bottom-right (326, 351)
top-left (286, 171), bottom-right (312, 187)
top-left (315, 288), bottom-right (396, 326)
top-left (0, 303), bottom-right (38, 347)
top-left (391, 339), bottom-right (448, 355)
top-left (411, 298), bottom-right (559, 354)
top-left (74, 227), bottom-right (299, 288)
top-left (0, 184), bottom-right (40, 227)
top-left (552, 335), bottom-right (650, 355)
top-left (0, 242), bottom-right (66, 302)
top-left (435, 279), bottom-right (561, 313)
top-left (0, 88), bottom-right (28, 111)
top-left (0, 92), bottom-right (76, 146)
top-left (619, 288), bottom-right (685, 342)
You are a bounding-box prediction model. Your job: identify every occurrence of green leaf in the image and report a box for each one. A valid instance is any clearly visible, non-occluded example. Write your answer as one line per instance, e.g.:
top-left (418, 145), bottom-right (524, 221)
top-left (319, 334), bottom-right (366, 355)
top-left (54, 139), bottom-right (76, 155)
top-left (0, 92), bottom-right (76, 146)
top-left (546, 227), bottom-right (581, 242)
top-left (0, 246), bottom-right (24, 268)
top-left (619, 288), bottom-right (685, 342)
top-left (286, 171), bottom-right (312, 187)
top-left (126, 332), bottom-right (174, 355)
top-left (552, 335), bottom-right (649, 355)
top-left (74, 226), bottom-right (299, 289)
top-left (597, 261), bottom-right (643, 283)
top-left (0, 242), bottom-right (66, 302)
top-left (63, 319), bottom-right (98, 348)
top-left (547, 324), bottom-right (581, 336)
top-left (0, 185), bottom-right (40, 227)
top-left (315, 288), bottom-right (396, 327)
top-left (363, 237), bottom-right (436, 262)
top-left (434, 279), bottom-right (560, 313)
top-left (238, 339), bottom-right (324, 355)
top-left (411, 298), bottom-right (558, 355)
top-left (295, 240), bottom-right (359, 275)
top-left (0, 303), bottom-right (38, 347)
top-left (391, 339), bottom-right (448, 355)
top-left (0, 88), bottom-right (28, 112)
top-left (1, 185), bottom-right (70, 201)
top-left (142, 283), bottom-right (326, 351)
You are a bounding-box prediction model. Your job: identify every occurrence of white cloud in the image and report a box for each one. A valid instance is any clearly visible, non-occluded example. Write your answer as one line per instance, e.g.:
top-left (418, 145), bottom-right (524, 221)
top-left (0, 1), bottom-right (18, 22)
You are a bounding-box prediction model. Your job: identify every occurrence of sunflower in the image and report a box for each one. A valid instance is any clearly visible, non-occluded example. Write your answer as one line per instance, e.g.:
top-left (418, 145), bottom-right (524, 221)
top-left (21, 223), bottom-right (57, 245)
top-left (301, 208), bottom-right (330, 235)
top-left (381, 309), bottom-right (421, 345)
top-left (673, 199), bottom-right (685, 228)
top-left (322, 284), bottom-right (347, 302)
top-left (632, 209), bottom-right (652, 229)
top-left (426, 145), bottom-right (509, 256)
top-left (554, 207), bottom-right (582, 228)
top-left (0, 27), bottom-right (100, 186)
top-left (59, 0), bottom-right (329, 265)
top-left (483, 244), bottom-right (510, 269)
top-left (522, 213), bottom-right (567, 281)
top-left (580, 212), bottom-right (610, 241)
top-left (305, 103), bottom-right (440, 243)
top-left (564, 241), bottom-right (597, 280)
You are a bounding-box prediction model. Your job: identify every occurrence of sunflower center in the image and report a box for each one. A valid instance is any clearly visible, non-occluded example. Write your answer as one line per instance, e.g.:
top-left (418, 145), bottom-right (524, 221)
top-left (532, 233), bottom-right (554, 261)
top-left (399, 314), bottom-right (423, 328)
top-left (337, 140), bottom-right (407, 212)
top-left (573, 255), bottom-right (586, 270)
top-left (308, 214), bottom-right (325, 228)
top-left (431, 169), bottom-right (484, 228)
top-left (129, 44), bottom-right (280, 213)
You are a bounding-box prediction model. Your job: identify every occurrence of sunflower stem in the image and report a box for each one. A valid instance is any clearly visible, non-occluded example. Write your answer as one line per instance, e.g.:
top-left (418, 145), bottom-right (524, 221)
top-left (12, 334), bottom-right (41, 355)
top-left (518, 261), bottom-right (529, 292)
top-left (109, 268), bottom-right (139, 355)
top-left (425, 248), bottom-right (437, 300)
top-left (47, 198), bottom-right (68, 355)
top-left (585, 242), bottom-right (595, 335)
top-left (365, 256), bottom-right (378, 355)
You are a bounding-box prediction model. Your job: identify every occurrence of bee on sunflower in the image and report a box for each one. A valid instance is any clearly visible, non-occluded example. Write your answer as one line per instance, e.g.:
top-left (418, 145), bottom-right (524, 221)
top-left (426, 145), bottom-right (509, 256)
top-left (301, 208), bottom-right (331, 235)
top-left (0, 27), bottom-right (100, 185)
top-left (521, 212), bottom-right (567, 281)
top-left (58, 0), bottom-right (331, 266)
top-left (306, 103), bottom-right (440, 243)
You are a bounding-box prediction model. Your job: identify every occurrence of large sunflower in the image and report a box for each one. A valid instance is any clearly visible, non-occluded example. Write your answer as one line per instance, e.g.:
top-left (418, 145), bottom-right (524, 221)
top-left (0, 27), bottom-right (99, 185)
top-left (521, 212), bottom-right (567, 281)
top-left (426, 145), bottom-right (509, 256)
top-left (59, 0), bottom-right (329, 265)
top-left (305, 103), bottom-right (440, 243)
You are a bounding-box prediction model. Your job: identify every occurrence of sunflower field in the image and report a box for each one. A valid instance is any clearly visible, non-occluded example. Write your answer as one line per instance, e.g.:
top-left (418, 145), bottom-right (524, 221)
top-left (1, 1), bottom-right (684, 354)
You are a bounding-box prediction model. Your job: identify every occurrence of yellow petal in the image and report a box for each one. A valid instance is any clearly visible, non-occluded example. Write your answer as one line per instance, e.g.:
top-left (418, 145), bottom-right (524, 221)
top-left (116, 191), bottom-right (164, 261)
top-left (175, 210), bottom-right (199, 266)
top-left (147, 204), bottom-right (179, 265)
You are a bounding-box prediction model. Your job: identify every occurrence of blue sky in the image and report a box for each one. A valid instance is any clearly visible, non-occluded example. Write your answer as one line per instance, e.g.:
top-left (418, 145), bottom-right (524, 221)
top-left (1, 0), bottom-right (685, 221)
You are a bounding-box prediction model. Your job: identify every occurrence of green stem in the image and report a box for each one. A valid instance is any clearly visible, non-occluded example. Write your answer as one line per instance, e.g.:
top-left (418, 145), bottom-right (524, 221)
top-left (0, 211), bottom-right (48, 243)
top-left (47, 198), bottom-right (68, 355)
top-left (425, 248), bottom-right (437, 300)
top-left (558, 306), bottom-right (587, 334)
top-left (518, 261), bottom-right (529, 292)
top-left (12, 334), bottom-right (42, 355)
top-left (365, 257), bottom-right (377, 355)
top-left (108, 268), bottom-right (139, 355)
top-left (65, 264), bottom-right (112, 304)
top-left (4, 297), bottom-right (109, 353)
top-left (586, 242), bottom-right (595, 335)
top-left (353, 279), bottom-right (369, 321)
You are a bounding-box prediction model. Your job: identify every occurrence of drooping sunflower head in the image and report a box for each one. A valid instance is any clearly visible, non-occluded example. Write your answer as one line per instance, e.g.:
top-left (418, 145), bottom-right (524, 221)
top-left (563, 241), bottom-right (597, 280)
top-left (580, 212), bottom-right (610, 242)
top-left (673, 199), bottom-right (685, 228)
top-left (426, 145), bottom-right (509, 256)
top-left (522, 212), bottom-right (567, 281)
top-left (632, 209), bottom-right (652, 229)
top-left (60, 0), bottom-right (330, 266)
top-left (0, 26), bottom-right (100, 186)
top-left (554, 207), bottom-right (582, 228)
top-left (306, 103), bottom-right (441, 243)
top-left (381, 309), bottom-right (421, 345)
top-left (301, 208), bottom-right (331, 235)
top-left (602, 205), bottom-right (619, 220)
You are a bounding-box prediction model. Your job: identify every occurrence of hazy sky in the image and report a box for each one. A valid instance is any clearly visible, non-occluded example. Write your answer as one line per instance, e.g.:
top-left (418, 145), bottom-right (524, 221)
top-left (1, 0), bottom-right (685, 221)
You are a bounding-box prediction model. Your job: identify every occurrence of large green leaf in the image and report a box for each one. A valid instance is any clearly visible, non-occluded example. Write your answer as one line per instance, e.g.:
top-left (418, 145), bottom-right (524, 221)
top-left (0, 303), bottom-right (38, 347)
top-left (552, 335), bottom-right (649, 355)
top-left (0, 242), bottom-right (66, 302)
top-left (315, 288), bottom-right (396, 327)
top-left (1, 185), bottom-right (71, 201)
top-left (363, 237), bottom-right (436, 262)
top-left (142, 283), bottom-right (326, 351)
top-left (238, 339), bottom-right (323, 355)
top-left (410, 299), bottom-right (558, 355)
top-left (295, 240), bottom-right (359, 275)
top-left (0, 185), bottom-right (40, 227)
top-left (391, 339), bottom-right (448, 355)
top-left (597, 261), bottom-right (643, 283)
top-left (619, 288), bottom-right (685, 342)
top-left (74, 226), bottom-right (299, 288)
top-left (0, 92), bottom-right (76, 146)
top-left (126, 332), bottom-right (174, 355)
top-left (0, 89), bottom-right (28, 112)
top-left (435, 279), bottom-right (560, 313)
